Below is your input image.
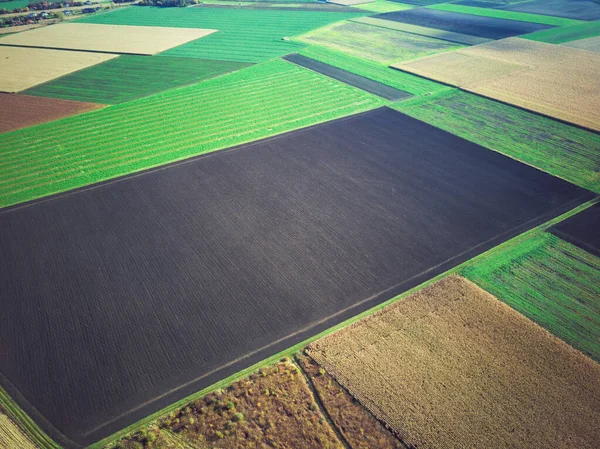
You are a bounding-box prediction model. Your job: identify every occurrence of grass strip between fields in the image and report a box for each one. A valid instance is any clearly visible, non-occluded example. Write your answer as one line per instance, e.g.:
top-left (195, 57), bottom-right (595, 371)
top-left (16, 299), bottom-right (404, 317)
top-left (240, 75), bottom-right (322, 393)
top-left (522, 20), bottom-right (600, 44)
top-left (81, 196), bottom-right (598, 449)
top-left (428, 3), bottom-right (583, 27)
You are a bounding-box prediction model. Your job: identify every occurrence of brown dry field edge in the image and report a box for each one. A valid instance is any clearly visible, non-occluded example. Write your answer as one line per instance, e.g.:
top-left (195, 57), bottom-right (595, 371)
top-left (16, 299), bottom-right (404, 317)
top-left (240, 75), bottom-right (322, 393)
top-left (307, 275), bottom-right (600, 449)
top-left (0, 93), bottom-right (104, 133)
top-left (0, 411), bottom-right (38, 449)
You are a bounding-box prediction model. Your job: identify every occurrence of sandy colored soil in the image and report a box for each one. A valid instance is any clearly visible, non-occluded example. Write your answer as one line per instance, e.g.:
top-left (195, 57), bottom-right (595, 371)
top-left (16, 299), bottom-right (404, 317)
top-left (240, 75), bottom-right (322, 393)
top-left (0, 23), bottom-right (216, 55)
top-left (563, 35), bottom-right (600, 53)
top-left (0, 413), bottom-right (38, 449)
top-left (308, 275), bottom-right (600, 449)
top-left (394, 37), bottom-right (600, 131)
top-left (0, 46), bottom-right (116, 92)
top-left (0, 93), bottom-right (104, 133)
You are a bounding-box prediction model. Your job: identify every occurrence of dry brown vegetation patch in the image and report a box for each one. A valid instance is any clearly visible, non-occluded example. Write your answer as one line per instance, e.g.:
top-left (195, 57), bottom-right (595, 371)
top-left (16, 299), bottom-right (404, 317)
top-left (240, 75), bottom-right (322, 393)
top-left (0, 93), bottom-right (104, 133)
top-left (0, 23), bottom-right (217, 55)
top-left (394, 37), bottom-right (600, 131)
top-left (307, 275), bottom-right (600, 449)
top-left (0, 412), bottom-right (38, 449)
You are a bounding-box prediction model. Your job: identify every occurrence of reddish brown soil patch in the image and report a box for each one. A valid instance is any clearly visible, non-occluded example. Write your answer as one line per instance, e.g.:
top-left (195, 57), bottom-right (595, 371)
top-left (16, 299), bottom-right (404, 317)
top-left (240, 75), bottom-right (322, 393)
top-left (0, 93), bottom-right (103, 133)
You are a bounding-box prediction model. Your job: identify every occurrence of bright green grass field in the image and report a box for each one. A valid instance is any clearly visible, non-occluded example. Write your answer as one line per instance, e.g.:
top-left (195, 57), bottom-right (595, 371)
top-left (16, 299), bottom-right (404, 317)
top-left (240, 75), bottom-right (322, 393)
top-left (394, 90), bottom-right (600, 193)
top-left (429, 3), bottom-right (582, 27)
top-left (353, 0), bottom-right (413, 14)
top-left (24, 55), bottom-right (250, 104)
top-left (75, 6), bottom-right (364, 63)
top-left (523, 20), bottom-right (600, 44)
top-left (0, 0), bottom-right (27, 10)
top-left (462, 232), bottom-right (600, 362)
top-left (0, 60), bottom-right (384, 209)
top-left (297, 45), bottom-right (449, 95)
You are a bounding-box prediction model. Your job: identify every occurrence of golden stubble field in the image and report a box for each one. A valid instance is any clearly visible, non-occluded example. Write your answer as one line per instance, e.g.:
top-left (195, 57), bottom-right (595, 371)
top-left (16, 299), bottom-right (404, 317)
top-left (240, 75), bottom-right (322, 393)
top-left (307, 275), bottom-right (600, 449)
top-left (0, 413), bottom-right (38, 449)
top-left (394, 37), bottom-right (600, 131)
top-left (0, 46), bottom-right (117, 92)
top-left (0, 23), bottom-right (217, 55)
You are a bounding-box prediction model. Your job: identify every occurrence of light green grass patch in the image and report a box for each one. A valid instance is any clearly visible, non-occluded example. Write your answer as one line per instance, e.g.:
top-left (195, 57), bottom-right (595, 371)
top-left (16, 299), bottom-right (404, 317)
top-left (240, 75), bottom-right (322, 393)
top-left (0, 0), bottom-right (27, 10)
top-left (353, 0), bottom-right (413, 13)
top-left (0, 59), bottom-right (384, 208)
top-left (462, 232), bottom-right (600, 362)
top-left (24, 55), bottom-right (250, 104)
top-left (429, 3), bottom-right (582, 27)
top-left (522, 20), bottom-right (600, 44)
top-left (394, 90), bottom-right (600, 193)
top-left (298, 45), bottom-right (450, 95)
top-left (352, 16), bottom-right (490, 45)
top-left (296, 20), bottom-right (464, 64)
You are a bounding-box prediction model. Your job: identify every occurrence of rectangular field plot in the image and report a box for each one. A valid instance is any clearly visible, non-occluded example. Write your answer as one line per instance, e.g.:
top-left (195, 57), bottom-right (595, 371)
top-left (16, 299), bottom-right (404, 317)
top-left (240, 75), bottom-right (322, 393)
top-left (394, 90), bottom-right (600, 193)
top-left (0, 108), bottom-right (592, 447)
top-left (374, 7), bottom-right (553, 39)
top-left (550, 203), bottom-right (600, 256)
top-left (283, 53), bottom-right (412, 100)
top-left (296, 21), bottom-right (464, 64)
top-left (462, 232), bottom-right (600, 361)
top-left (502, 0), bottom-right (600, 21)
top-left (307, 276), bottom-right (600, 449)
top-left (0, 23), bottom-right (216, 55)
top-left (523, 20), bottom-right (600, 44)
top-left (0, 93), bottom-right (103, 133)
top-left (0, 46), bottom-right (116, 92)
top-left (395, 37), bottom-right (600, 131)
top-left (24, 56), bottom-right (251, 104)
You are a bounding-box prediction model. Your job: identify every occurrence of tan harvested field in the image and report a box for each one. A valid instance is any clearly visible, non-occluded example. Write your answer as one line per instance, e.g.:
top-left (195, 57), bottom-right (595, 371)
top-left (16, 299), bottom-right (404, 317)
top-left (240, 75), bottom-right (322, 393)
top-left (0, 413), bottom-right (38, 449)
top-left (0, 23), bottom-right (217, 55)
top-left (0, 46), bottom-right (117, 93)
top-left (307, 275), bottom-right (600, 449)
top-left (0, 93), bottom-right (104, 133)
top-left (394, 37), bottom-right (600, 131)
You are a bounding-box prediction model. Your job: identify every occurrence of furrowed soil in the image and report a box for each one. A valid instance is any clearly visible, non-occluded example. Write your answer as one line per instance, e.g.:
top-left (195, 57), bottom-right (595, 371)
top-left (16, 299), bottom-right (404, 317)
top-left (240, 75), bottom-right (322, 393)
top-left (395, 37), bottom-right (600, 131)
top-left (0, 93), bottom-right (103, 133)
top-left (0, 23), bottom-right (216, 55)
top-left (296, 354), bottom-right (405, 449)
top-left (307, 275), bottom-right (600, 449)
top-left (0, 46), bottom-right (117, 93)
top-left (462, 232), bottom-right (600, 361)
top-left (0, 107), bottom-right (591, 446)
top-left (550, 203), bottom-right (600, 256)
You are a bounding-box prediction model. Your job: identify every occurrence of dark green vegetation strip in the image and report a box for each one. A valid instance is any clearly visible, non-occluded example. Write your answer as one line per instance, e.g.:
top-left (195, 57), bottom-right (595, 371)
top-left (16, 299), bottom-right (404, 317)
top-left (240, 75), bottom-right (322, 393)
top-left (394, 90), bottom-right (600, 193)
top-left (0, 60), bottom-right (383, 209)
top-left (428, 3), bottom-right (582, 27)
top-left (523, 19), bottom-right (600, 43)
top-left (462, 232), bottom-right (600, 362)
top-left (75, 6), bottom-right (364, 62)
top-left (24, 56), bottom-right (251, 105)
top-left (297, 46), bottom-right (449, 96)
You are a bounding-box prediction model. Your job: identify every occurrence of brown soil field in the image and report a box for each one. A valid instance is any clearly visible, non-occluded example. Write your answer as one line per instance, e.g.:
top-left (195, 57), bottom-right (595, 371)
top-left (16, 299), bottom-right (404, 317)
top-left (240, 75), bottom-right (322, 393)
top-left (296, 354), bottom-right (405, 449)
top-left (0, 46), bottom-right (117, 92)
top-left (394, 37), bottom-right (600, 131)
top-left (0, 413), bottom-right (38, 449)
top-left (0, 93), bottom-right (104, 133)
top-left (0, 23), bottom-right (217, 55)
top-left (308, 275), bottom-right (600, 449)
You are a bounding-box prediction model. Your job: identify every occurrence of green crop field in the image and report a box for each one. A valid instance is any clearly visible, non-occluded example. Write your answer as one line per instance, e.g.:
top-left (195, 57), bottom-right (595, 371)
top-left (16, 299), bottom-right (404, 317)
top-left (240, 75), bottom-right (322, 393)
top-left (75, 6), bottom-right (363, 63)
top-left (462, 232), bottom-right (600, 362)
top-left (395, 90), bottom-right (600, 193)
top-left (523, 20), bottom-right (600, 44)
top-left (24, 55), bottom-right (250, 104)
top-left (0, 59), bottom-right (384, 208)
top-left (296, 20), bottom-right (464, 64)
top-left (297, 45), bottom-right (450, 95)
top-left (0, 0), bottom-right (27, 10)
top-left (429, 3), bottom-right (582, 27)
top-left (353, 0), bottom-right (413, 14)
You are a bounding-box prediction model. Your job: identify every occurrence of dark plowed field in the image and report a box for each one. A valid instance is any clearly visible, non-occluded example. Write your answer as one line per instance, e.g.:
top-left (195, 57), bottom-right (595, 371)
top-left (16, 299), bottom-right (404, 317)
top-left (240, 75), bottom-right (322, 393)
top-left (375, 8), bottom-right (553, 39)
top-left (283, 53), bottom-right (412, 101)
top-left (502, 0), bottom-right (600, 21)
top-left (0, 108), bottom-right (592, 448)
top-left (550, 203), bottom-right (600, 256)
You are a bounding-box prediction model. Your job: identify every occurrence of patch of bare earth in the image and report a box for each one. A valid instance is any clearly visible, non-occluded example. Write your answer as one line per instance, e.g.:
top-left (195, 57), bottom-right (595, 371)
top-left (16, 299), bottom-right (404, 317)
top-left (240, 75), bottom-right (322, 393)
top-left (0, 93), bottom-right (104, 133)
top-left (307, 275), bottom-right (600, 449)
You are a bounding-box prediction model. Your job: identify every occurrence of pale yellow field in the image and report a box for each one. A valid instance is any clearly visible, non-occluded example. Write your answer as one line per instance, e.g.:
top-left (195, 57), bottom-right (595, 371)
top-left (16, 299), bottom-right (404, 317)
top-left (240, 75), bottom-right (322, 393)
top-left (0, 23), bottom-right (217, 55)
top-left (0, 414), bottom-right (38, 449)
top-left (0, 47), bottom-right (117, 92)
top-left (308, 275), bottom-right (600, 449)
top-left (394, 37), bottom-right (600, 131)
